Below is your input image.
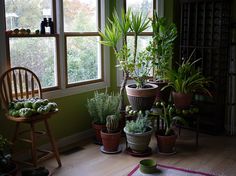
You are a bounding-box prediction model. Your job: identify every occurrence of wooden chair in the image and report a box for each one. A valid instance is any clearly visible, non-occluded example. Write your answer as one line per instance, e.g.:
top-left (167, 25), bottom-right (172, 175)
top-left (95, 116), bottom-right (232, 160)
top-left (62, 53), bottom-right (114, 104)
top-left (0, 67), bottom-right (61, 167)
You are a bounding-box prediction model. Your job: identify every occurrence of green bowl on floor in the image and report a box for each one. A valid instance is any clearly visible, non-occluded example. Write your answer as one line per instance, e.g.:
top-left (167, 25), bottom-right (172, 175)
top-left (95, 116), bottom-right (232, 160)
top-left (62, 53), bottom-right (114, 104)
top-left (139, 159), bottom-right (157, 174)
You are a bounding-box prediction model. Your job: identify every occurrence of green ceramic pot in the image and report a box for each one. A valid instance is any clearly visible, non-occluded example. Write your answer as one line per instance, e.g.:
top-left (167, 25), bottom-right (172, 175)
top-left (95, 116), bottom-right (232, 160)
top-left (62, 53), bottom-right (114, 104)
top-left (139, 159), bottom-right (157, 174)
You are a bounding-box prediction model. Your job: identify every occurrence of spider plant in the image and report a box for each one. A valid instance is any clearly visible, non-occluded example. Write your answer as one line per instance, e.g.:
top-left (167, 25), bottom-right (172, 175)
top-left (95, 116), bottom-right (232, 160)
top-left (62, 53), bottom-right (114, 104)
top-left (163, 51), bottom-right (212, 95)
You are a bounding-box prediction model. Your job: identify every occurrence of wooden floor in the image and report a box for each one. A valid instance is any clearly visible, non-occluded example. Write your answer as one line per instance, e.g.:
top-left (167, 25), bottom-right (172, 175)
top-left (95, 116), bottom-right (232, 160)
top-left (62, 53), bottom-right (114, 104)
top-left (43, 130), bottom-right (236, 176)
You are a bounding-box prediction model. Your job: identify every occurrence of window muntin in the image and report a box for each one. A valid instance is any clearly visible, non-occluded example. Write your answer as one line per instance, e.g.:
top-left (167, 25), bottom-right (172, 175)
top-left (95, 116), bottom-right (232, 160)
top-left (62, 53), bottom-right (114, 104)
top-left (9, 37), bottom-right (58, 88)
top-left (127, 36), bottom-right (152, 54)
top-left (66, 36), bottom-right (101, 84)
top-left (5, 0), bottom-right (53, 31)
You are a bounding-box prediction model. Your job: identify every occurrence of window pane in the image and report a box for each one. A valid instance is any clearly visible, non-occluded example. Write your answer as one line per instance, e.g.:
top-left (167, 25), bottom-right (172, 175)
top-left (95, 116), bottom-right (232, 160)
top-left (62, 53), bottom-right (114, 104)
top-left (126, 0), bottom-right (153, 32)
top-left (66, 36), bottom-right (101, 84)
top-left (5, 0), bottom-right (53, 31)
top-left (63, 0), bottom-right (98, 32)
top-left (127, 36), bottom-right (152, 54)
top-left (127, 36), bottom-right (153, 76)
top-left (9, 37), bottom-right (57, 88)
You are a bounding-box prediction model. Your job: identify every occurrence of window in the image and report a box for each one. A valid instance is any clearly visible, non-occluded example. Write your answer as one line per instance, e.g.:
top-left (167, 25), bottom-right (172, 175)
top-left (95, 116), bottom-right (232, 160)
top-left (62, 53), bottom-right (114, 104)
top-left (9, 37), bottom-right (58, 88)
top-left (3, 0), bottom-right (107, 96)
top-left (4, 0), bottom-right (58, 90)
top-left (63, 0), bottom-right (102, 87)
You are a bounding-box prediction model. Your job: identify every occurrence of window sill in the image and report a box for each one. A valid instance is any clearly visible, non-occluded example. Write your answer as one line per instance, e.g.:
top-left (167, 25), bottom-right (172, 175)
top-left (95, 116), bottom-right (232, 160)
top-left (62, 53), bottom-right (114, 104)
top-left (43, 80), bottom-right (109, 99)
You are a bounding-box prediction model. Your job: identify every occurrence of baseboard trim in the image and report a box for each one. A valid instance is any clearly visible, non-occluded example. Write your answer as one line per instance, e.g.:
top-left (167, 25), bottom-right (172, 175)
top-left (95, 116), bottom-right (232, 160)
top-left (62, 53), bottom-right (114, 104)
top-left (53, 128), bottom-right (94, 150)
top-left (14, 129), bottom-right (94, 161)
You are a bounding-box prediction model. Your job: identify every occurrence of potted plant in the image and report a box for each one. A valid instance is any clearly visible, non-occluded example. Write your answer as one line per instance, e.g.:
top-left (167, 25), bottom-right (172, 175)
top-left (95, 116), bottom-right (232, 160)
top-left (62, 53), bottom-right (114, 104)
top-left (0, 135), bottom-right (17, 176)
top-left (87, 91), bottom-right (120, 144)
top-left (163, 51), bottom-right (212, 109)
top-left (155, 102), bottom-right (186, 154)
top-left (149, 12), bottom-right (177, 103)
top-left (100, 115), bottom-right (121, 153)
top-left (99, 9), bottom-right (158, 112)
top-left (124, 111), bottom-right (153, 153)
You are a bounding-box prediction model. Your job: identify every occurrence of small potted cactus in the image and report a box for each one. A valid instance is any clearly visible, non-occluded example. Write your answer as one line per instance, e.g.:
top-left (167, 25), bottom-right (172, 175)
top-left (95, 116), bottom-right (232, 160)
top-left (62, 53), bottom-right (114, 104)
top-left (100, 115), bottom-right (121, 153)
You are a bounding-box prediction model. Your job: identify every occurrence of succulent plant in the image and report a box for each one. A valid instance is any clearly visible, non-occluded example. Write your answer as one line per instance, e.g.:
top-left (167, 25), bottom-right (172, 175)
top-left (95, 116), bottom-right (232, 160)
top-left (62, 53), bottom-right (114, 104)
top-left (106, 115), bottom-right (119, 133)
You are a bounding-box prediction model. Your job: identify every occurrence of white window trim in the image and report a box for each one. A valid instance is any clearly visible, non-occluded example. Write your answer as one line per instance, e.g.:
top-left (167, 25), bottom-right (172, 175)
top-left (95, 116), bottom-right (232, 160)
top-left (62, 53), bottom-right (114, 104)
top-left (116, 0), bottom-right (164, 87)
top-left (0, 0), bottom-right (110, 100)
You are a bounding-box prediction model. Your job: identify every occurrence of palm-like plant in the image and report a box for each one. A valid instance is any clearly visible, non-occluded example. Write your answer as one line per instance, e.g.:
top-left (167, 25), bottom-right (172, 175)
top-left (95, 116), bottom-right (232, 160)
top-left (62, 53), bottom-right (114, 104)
top-left (163, 51), bottom-right (212, 95)
top-left (99, 9), bottom-right (150, 112)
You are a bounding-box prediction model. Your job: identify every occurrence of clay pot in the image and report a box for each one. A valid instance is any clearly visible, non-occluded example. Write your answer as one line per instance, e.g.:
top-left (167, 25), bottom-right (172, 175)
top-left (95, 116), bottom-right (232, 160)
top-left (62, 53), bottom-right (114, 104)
top-left (156, 131), bottom-right (177, 154)
top-left (124, 126), bottom-right (153, 153)
top-left (126, 83), bottom-right (158, 111)
top-left (150, 81), bottom-right (170, 103)
top-left (172, 92), bottom-right (192, 109)
top-left (100, 130), bottom-right (121, 152)
top-left (92, 122), bottom-right (106, 144)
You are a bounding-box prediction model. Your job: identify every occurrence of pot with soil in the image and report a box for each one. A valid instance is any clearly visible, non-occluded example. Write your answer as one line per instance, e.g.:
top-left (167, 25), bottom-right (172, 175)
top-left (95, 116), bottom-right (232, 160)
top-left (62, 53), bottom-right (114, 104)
top-left (126, 83), bottom-right (158, 111)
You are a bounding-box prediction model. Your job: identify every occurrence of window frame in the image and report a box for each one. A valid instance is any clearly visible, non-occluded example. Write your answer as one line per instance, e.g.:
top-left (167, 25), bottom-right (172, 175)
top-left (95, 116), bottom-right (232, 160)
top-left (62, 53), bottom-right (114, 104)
top-left (64, 0), bottom-right (104, 88)
top-left (0, 0), bottom-right (110, 99)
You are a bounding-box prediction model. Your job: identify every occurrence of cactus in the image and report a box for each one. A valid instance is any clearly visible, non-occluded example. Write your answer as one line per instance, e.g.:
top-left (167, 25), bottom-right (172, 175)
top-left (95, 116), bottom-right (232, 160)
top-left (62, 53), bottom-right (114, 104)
top-left (106, 115), bottom-right (119, 133)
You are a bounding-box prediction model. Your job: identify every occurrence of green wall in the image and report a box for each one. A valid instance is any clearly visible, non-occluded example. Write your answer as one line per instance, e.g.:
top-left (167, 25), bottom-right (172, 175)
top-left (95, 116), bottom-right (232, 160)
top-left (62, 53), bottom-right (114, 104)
top-left (0, 0), bottom-right (174, 142)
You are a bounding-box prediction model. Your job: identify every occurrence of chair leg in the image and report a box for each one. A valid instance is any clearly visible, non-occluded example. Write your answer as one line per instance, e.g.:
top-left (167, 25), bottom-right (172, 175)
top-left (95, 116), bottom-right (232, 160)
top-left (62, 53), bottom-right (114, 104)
top-left (44, 119), bottom-right (62, 167)
top-left (12, 123), bottom-right (20, 144)
top-left (30, 123), bottom-right (37, 167)
top-left (179, 127), bottom-right (181, 136)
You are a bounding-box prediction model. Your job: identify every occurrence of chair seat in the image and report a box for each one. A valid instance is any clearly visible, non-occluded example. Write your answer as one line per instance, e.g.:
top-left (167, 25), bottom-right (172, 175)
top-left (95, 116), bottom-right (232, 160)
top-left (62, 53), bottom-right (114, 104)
top-left (6, 109), bottom-right (58, 123)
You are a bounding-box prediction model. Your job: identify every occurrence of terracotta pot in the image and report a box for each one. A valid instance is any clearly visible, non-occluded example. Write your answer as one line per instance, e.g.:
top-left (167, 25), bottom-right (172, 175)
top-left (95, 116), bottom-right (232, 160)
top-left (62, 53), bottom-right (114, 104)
top-left (124, 126), bottom-right (153, 152)
top-left (150, 81), bottom-right (170, 103)
top-left (92, 122), bottom-right (106, 144)
top-left (172, 92), bottom-right (192, 109)
top-left (101, 130), bottom-right (121, 152)
top-left (156, 132), bottom-right (177, 153)
top-left (126, 83), bottom-right (158, 111)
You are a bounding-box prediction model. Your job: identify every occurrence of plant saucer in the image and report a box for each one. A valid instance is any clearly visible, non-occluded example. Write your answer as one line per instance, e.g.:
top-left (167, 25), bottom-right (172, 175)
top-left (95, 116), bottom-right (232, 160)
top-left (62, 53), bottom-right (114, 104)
top-left (100, 145), bottom-right (122, 154)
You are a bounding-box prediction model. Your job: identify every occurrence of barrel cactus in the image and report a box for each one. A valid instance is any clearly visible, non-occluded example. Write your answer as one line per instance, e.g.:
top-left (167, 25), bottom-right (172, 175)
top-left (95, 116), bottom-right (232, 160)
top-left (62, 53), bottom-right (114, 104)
top-left (106, 115), bottom-right (119, 133)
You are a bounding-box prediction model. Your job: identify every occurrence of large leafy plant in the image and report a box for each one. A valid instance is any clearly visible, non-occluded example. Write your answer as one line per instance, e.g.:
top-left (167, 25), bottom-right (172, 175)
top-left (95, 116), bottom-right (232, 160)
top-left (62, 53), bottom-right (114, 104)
top-left (163, 51), bottom-right (212, 95)
top-left (99, 9), bottom-right (151, 111)
top-left (87, 91), bottom-right (120, 125)
top-left (150, 11), bottom-right (177, 81)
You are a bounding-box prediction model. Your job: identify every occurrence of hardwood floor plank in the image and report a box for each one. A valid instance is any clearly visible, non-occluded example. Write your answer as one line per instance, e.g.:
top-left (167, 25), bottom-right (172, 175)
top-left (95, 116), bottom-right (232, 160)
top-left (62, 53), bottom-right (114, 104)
top-left (41, 130), bottom-right (236, 176)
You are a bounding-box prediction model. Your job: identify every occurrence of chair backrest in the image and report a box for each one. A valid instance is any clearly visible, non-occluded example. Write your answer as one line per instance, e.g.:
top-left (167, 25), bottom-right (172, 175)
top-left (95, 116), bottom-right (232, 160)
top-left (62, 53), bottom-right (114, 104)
top-left (0, 67), bottom-right (42, 111)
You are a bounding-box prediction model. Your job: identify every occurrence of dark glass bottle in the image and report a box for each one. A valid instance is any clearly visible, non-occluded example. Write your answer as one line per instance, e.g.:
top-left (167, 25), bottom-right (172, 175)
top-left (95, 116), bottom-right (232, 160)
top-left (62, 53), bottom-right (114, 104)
top-left (40, 18), bottom-right (48, 34)
top-left (48, 18), bottom-right (54, 34)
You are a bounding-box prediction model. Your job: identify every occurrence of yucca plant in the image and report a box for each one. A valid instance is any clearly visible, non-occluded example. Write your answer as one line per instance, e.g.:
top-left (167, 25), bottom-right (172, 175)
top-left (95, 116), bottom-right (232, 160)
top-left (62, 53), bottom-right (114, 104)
top-left (99, 9), bottom-right (151, 111)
